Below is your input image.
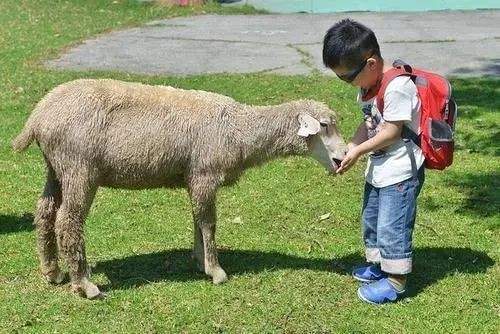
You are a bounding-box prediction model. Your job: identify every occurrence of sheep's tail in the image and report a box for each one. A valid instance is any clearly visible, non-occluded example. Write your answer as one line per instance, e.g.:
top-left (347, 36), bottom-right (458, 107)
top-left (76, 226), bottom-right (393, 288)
top-left (12, 121), bottom-right (35, 152)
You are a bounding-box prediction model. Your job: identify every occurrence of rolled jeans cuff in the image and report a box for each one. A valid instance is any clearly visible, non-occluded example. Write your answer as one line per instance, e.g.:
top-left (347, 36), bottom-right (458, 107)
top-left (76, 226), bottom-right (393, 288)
top-left (381, 257), bottom-right (412, 274)
top-left (365, 248), bottom-right (381, 263)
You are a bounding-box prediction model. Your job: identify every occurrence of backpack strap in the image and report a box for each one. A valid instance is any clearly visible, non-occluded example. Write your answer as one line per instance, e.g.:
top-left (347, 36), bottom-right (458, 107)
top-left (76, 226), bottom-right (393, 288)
top-left (403, 138), bottom-right (419, 180)
top-left (376, 60), bottom-right (415, 113)
top-left (377, 60), bottom-right (420, 144)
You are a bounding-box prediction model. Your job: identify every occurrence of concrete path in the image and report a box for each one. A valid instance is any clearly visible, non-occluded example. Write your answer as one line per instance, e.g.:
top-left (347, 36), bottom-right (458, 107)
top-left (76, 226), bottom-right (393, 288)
top-left (47, 10), bottom-right (500, 77)
top-left (229, 0), bottom-right (500, 13)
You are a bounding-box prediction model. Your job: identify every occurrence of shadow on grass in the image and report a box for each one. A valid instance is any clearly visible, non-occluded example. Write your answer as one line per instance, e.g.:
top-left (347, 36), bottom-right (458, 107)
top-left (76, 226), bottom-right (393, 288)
top-left (451, 77), bottom-right (499, 114)
top-left (458, 123), bottom-right (500, 156)
top-left (439, 171), bottom-right (500, 226)
top-left (0, 213), bottom-right (34, 234)
top-left (451, 59), bottom-right (500, 78)
top-left (408, 247), bottom-right (494, 297)
top-left (451, 77), bottom-right (499, 156)
top-left (94, 246), bottom-right (493, 297)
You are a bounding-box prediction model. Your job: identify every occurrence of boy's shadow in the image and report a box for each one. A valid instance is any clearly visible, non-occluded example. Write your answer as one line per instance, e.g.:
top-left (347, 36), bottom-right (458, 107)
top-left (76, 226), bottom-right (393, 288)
top-left (0, 214), bottom-right (34, 235)
top-left (94, 246), bottom-right (493, 297)
top-left (405, 247), bottom-right (494, 297)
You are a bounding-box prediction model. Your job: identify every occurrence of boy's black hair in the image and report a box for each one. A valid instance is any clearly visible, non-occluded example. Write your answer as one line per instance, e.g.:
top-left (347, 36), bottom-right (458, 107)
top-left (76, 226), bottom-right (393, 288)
top-left (323, 19), bottom-right (381, 70)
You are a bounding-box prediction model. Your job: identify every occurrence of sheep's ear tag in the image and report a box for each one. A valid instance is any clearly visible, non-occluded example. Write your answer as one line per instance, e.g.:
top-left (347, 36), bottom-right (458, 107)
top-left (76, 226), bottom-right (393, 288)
top-left (297, 113), bottom-right (321, 137)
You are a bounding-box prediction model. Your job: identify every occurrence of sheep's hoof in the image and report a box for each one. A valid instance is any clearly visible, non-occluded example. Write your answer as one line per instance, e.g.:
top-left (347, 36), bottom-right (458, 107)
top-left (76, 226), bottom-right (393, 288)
top-left (72, 279), bottom-right (105, 300)
top-left (42, 268), bottom-right (67, 285)
top-left (209, 267), bottom-right (228, 285)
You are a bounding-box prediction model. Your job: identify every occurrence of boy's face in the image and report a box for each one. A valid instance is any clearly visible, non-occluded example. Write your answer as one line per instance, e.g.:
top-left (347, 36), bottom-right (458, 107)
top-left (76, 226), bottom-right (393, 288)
top-left (331, 55), bottom-right (381, 90)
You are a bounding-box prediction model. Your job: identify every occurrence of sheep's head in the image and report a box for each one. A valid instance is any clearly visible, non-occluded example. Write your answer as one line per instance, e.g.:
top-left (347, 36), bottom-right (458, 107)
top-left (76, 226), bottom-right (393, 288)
top-left (297, 104), bottom-right (347, 174)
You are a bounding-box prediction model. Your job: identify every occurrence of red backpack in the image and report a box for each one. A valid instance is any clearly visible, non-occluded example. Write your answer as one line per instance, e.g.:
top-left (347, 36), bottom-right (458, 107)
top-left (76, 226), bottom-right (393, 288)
top-left (377, 60), bottom-right (457, 170)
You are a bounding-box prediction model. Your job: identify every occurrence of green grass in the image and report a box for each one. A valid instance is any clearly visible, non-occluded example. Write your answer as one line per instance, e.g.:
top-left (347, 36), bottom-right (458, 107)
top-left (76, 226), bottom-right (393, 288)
top-left (0, 1), bottom-right (499, 333)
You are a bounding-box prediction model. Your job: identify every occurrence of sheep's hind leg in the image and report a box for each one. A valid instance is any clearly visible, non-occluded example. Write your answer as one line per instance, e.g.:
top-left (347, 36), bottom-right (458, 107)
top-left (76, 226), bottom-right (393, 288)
top-left (55, 172), bottom-right (101, 299)
top-left (35, 163), bottom-right (66, 284)
top-left (188, 176), bottom-right (227, 284)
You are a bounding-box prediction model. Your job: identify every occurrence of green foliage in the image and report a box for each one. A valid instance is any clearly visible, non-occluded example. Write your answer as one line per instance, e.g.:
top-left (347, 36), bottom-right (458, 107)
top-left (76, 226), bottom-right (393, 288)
top-left (0, 1), bottom-right (498, 333)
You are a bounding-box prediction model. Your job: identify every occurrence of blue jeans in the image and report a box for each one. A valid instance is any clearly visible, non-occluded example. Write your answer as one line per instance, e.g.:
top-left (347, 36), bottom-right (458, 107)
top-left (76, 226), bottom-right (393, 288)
top-left (362, 167), bottom-right (425, 274)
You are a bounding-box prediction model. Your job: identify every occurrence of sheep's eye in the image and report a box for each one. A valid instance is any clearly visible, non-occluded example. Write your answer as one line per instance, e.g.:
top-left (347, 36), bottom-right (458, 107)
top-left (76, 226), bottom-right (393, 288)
top-left (320, 122), bottom-right (328, 128)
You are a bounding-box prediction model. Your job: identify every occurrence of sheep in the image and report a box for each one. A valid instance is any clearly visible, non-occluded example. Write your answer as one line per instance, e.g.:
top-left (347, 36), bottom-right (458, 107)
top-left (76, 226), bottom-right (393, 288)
top-left (12, 79), bottom-right (346, 299)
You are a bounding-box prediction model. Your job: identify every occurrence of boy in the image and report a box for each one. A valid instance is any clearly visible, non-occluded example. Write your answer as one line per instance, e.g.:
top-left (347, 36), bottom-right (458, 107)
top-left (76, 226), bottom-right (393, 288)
top-left (323, 19), bottom-right (425, 304)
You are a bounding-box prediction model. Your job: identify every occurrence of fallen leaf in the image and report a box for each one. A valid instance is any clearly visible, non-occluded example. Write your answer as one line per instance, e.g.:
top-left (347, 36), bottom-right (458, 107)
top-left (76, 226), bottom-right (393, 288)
top-left (318, 213), bottom-right (331, 221)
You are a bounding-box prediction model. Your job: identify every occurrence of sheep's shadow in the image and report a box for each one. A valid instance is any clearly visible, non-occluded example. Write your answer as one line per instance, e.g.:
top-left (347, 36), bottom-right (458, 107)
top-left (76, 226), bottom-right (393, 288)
top-left (93, 246), bottom-right (493, 297)
top-left (0, 213), bottom-right (34, 235)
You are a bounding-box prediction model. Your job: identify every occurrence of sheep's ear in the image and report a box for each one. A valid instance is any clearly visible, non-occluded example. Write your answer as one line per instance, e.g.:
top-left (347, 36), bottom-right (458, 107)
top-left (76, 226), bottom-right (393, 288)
top-left (297, 113), bottom-right (321, 137)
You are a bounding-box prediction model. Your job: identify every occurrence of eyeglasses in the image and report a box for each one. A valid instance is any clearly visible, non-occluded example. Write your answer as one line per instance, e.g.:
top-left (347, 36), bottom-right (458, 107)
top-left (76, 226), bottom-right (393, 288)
top-left (337, 54), bottom-right (373, 83)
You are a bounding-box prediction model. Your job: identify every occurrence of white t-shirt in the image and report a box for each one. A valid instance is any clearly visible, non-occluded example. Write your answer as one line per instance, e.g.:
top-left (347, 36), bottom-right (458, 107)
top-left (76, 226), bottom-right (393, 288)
top-left (357, 76), bottom-right (425, 188)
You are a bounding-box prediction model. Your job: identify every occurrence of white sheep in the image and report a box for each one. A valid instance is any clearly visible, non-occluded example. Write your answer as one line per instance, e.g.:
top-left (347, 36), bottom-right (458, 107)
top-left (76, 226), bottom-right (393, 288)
top-left (13, 79), bottom-right (346, 298)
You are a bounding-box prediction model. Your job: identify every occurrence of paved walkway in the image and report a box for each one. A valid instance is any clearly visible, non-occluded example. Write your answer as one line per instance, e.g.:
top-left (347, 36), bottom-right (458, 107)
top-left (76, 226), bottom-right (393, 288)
top-left (47, 10), bottom-right (500, 77)
top-left (228, 0), bottom-right (500, 13)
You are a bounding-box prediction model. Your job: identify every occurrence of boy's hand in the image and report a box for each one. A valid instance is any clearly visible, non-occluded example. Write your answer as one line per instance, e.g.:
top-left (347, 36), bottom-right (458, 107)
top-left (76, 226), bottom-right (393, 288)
top-left (336, 146), bottom-right (361, 174)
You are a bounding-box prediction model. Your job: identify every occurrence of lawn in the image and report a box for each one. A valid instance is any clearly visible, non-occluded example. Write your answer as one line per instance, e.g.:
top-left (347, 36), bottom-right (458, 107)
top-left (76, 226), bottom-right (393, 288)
top-left (0, 1), bottom-right (498, 333)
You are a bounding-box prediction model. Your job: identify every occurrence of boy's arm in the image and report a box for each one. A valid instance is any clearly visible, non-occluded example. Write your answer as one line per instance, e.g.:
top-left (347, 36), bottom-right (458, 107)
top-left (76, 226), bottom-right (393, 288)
top-left (337, 77), bottom-right (416, 174)
top-left (348, 121), bottom-right (368, 149)
top-left (337, 120), bottom-right (403, 174)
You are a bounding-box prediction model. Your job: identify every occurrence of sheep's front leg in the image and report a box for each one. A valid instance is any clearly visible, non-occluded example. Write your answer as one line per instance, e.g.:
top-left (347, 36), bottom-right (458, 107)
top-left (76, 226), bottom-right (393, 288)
top-left (192, 220), bottom-right (205, 272)
top-left (198, 202), bottom-right (228, 284)
top-left (188, 176), bottom-right (227, 284)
